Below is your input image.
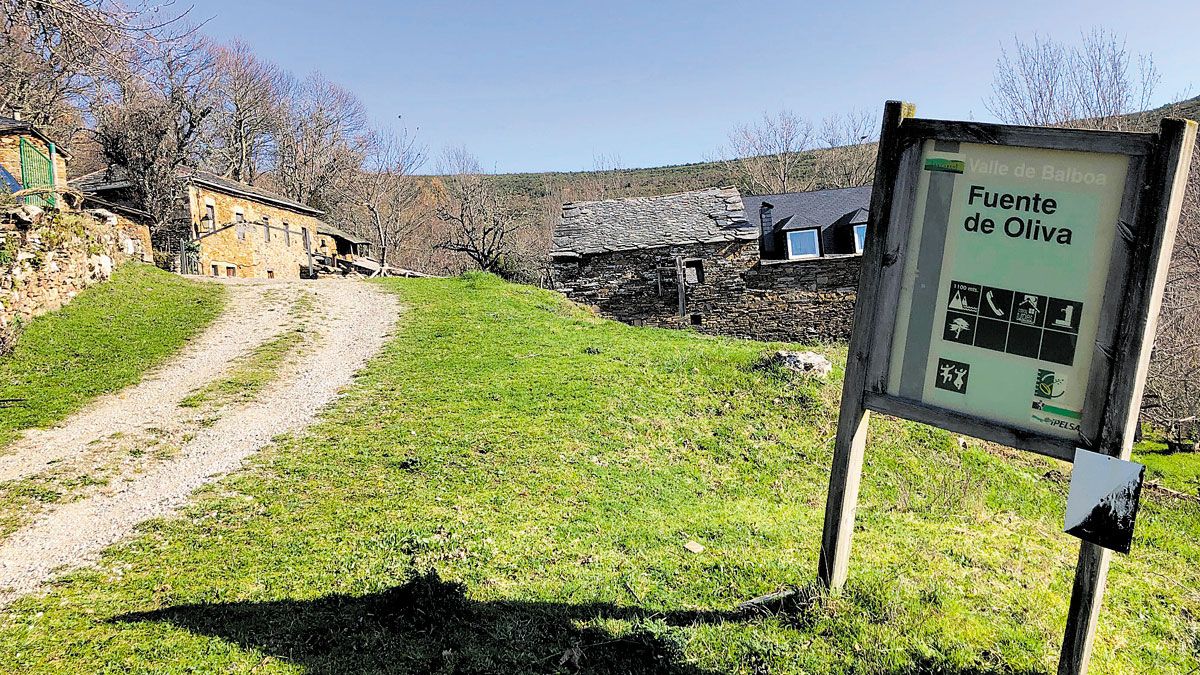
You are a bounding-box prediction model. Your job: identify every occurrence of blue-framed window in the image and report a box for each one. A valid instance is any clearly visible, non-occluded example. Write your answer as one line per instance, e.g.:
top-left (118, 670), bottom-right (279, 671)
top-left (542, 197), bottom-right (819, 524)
top-left (786, 228), bottom-right (821, 259)
top-left (853, 224), bottom-right (868, 254)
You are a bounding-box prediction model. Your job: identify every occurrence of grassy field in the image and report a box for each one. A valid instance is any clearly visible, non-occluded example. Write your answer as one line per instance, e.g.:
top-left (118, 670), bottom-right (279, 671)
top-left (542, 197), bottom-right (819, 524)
top-left (0, 273), bottom-right (1197, 673)
top-left (0, 264), bottom-right (225, 448)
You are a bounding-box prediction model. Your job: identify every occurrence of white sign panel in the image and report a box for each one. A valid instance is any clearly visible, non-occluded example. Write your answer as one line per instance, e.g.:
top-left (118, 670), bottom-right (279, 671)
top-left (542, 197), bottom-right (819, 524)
top-left (1065, 448), bottom-right (1145, 554)
top-left (886, 142), bottom-right (1130, 439)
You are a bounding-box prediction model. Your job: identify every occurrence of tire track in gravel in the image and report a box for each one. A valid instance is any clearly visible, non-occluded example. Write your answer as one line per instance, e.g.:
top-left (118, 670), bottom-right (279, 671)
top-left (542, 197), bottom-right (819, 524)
top-left (0, 278), bottom-right (399, 605)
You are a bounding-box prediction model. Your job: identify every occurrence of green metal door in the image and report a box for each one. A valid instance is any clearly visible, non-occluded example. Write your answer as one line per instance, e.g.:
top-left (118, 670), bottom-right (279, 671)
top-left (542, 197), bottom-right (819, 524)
top-left (18, 138), bottom-right (55, 207)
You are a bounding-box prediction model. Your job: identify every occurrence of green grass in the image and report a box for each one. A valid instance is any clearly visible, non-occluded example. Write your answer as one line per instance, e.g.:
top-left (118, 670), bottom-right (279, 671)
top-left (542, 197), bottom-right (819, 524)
top-left (1, 273), bottom-right (1197, 674)
top-left (1135, 440), bottom-right (1200, 496)
top-left (0, 264), bottom-right (225, 448)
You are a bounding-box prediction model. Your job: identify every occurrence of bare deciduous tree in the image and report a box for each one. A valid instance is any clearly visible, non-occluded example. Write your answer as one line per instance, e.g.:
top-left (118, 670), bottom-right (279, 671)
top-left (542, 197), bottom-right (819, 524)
top-left (1, 0), bottom-right (191, 143)
top-left (270, 74), bottom-right (370, 213)
top-left (210, 40), bottom-right (286, 184)
top-left (986, 29), bottom-right (1159, 131)
top-left (1145, 159), bottom-right (1200, 440)
top-left (435, 146), bottom-right (529, 275)
top-left (352, 128), bottom-right (425, 271)
top-left (92, 34), bottom-right (216, 238)
top-left (719, 110), bottom-right (814, 194)
top-left (811, 110), bottom-right (879, 189)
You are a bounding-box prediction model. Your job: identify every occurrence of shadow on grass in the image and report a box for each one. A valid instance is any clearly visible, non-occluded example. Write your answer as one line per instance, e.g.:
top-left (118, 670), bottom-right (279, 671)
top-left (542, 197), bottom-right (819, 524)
top-left (114, 570), bottom-right (724, 674)
top-left (113, 571), bottom-right (1048, 675)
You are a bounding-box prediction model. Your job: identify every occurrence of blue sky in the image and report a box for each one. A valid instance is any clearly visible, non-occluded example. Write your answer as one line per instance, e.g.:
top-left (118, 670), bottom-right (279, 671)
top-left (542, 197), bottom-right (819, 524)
top-left (194, 0), bottom-right (1200, 173)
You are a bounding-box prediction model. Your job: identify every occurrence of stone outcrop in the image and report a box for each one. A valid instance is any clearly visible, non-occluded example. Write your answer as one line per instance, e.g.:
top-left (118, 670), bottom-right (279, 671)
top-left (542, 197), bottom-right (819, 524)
top-left (756, 350), bottom-right (833, 379)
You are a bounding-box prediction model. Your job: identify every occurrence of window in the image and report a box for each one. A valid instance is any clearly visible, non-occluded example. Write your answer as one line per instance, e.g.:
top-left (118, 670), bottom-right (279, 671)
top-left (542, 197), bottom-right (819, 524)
top-left (690, 313), bottom-right (703, 326)
top-left (284, 222), bottom-right (291, 246)
top-left (786, 228), bottom-right (822, 259)
top-left (263, 216), bottom-right (271, 242)
top-left (225, 265), bottom-right (236, 277)
top-left (204, 202), bottom-right (216, 232)
top-left (684, 259), bottom-right (704, 284)
top-left (235, 209), bottom-right (246, 240)
top-left (853, 224), bottom-right (868, 254)
top-left (210, 264), bottom-right (219, 277)
top-left (267, 269), bottom-right (275, 279)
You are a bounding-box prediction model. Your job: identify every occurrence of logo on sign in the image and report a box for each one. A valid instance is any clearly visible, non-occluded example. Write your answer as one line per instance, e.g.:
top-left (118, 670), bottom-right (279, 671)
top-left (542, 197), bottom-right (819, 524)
top-left (925, 158), bottom-right (965, 174)
top-left (1034, 369), bottom-right (1066, 400)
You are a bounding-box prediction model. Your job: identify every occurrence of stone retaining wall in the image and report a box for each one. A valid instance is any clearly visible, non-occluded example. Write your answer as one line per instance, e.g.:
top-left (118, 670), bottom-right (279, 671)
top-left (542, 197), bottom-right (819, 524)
top-left (0, 207), bottom-right (145, 345)
top-left (551, 241), bottom-right (861, 344)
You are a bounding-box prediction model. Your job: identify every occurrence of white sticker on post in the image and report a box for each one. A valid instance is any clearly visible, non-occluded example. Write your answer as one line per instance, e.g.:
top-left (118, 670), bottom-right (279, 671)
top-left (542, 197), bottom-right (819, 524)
top-left (1064, 448), bottom-right (1145, 554)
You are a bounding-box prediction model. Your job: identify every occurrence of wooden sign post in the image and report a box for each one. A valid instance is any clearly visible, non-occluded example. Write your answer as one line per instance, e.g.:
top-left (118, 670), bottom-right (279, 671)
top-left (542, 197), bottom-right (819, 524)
top-left (818, 100), bottom-right (1196, 674)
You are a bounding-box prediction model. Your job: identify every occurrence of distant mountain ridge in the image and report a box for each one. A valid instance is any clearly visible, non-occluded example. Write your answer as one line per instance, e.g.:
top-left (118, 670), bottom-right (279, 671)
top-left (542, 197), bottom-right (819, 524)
top-left (421, 96), bottom-right (1200, 204)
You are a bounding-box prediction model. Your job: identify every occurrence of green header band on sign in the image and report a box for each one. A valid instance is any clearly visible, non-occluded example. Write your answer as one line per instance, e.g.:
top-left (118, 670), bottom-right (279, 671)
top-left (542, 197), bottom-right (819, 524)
top-left (924, 158), bottom-right (965, 174)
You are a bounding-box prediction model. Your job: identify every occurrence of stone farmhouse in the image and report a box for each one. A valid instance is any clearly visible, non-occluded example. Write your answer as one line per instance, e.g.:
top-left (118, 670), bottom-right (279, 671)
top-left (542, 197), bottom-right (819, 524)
top-left (550, 185), bottom-right (871, 343)
top-left (75, 167), bottom-right (375, 279)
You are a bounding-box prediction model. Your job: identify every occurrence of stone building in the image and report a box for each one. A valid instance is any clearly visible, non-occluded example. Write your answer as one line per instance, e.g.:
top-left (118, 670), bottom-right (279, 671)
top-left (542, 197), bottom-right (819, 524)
top-left (550, 185), bottom-right (871, 343)
top-left (75, 167), bottom-right (375, 280)
top-left (314, 223), bottom-right (377, 275)
top-left (0, 116), bottom-right (71, 208)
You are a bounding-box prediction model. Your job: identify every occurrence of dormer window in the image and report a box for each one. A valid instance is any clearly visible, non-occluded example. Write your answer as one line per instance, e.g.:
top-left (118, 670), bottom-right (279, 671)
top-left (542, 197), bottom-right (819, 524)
top-left (853, 224), bottom-right (868, 254)
top-left (786, 228), bottom-right (821, 259)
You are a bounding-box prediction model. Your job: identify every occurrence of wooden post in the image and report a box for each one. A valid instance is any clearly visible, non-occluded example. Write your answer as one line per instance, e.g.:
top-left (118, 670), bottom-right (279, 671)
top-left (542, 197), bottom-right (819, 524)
top-left (674, 256), bottom-right (687, 318)
top-left (1057, 117), bottom-right (1197, 674)
top-left (818, 100), bottom-right (915, 590)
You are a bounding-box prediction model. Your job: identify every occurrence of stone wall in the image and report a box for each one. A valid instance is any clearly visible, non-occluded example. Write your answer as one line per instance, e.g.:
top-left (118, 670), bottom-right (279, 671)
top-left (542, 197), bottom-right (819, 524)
top-left (551, 241), bottom-right (861, 344)
top-left (0, 206), bottom-right (145, 343)
top-left (188, 185), bottom-right (319, 279)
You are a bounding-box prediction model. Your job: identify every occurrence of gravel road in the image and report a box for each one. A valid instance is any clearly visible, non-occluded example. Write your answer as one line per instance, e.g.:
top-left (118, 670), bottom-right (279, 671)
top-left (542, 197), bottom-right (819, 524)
top-left (0, 277), bottom-right (399, 605)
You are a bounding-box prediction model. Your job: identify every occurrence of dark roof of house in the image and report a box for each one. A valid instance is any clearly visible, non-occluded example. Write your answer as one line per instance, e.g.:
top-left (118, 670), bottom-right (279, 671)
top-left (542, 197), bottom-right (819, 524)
top-left (0, 116), bottom-right (72, 159)
top-left (552, 186), bottom-right (753, 257)
top-left (72, 166), bottom-right (323, 217)
top-left (740, 185), bottom-right (871, 233)
top-left (81, 193), bottom-right (152, 221)
top-left (317, 222), bottom-right (371, 246)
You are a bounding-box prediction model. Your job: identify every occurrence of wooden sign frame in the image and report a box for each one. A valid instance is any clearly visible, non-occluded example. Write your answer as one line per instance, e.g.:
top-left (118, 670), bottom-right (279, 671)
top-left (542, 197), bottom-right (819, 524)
top-left (818, 100), bottom-right (1196, 675)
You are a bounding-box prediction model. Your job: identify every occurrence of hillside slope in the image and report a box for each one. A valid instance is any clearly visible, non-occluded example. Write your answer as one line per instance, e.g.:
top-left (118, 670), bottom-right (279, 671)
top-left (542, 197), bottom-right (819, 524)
top-left (0, 264), bottom-right (225, 447)
top-left (1, 273), bottom-right (1196, 674)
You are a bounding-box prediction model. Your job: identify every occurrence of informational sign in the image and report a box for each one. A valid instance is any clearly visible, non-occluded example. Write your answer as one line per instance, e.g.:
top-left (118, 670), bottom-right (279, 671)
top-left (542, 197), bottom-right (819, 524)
top-left (1065, 448), bottom-right (1145, 554)
top-left (885, 142), bottom-right (1130, 440)
top-left (816, 101), bottom-right (1196, 675)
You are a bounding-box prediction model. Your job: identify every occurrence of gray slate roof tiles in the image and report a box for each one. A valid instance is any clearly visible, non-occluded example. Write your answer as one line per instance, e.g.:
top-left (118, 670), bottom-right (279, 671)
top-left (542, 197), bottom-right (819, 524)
top-left (73, 166), bottom-right (323, 217)
top-left (552, 186), bottom-right (754, 256)
top-left (740, 185), bottom-right (872, 233)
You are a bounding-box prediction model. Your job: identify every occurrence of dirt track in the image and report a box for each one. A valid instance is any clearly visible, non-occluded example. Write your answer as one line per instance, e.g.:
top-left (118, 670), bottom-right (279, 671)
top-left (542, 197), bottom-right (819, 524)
top-left (0, 278), bottom-right (398, 605)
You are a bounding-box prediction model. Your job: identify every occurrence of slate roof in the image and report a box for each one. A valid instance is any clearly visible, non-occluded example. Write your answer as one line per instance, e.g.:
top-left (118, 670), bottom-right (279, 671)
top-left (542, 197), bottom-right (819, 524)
top-left (73, 166), bottom-right (323, 217)
top-left (318, 222), bottom-right (370, 246)
top-left (740, 185), bottom-right (871, 233)
top-left (552, 186), bottom-right (753, 257)
top-left (0, 116), bottom-right (72, 159)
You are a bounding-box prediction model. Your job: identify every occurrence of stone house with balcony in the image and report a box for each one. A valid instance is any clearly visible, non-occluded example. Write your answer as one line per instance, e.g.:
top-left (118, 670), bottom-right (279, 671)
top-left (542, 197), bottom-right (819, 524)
top-left (0, 116), bottom-right (71, 208)
top-left (549, 185), bottom-right (871, 343)
top-left (75, 167), bottom-right (377, 279)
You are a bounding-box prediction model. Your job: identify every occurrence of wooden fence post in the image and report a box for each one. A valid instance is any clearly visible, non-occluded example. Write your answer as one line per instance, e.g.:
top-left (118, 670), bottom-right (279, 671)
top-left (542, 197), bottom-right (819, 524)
top-left (818, 100), bottom-right (914, 590)
top-left (1057, 117), bottom-right (1196, 674)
